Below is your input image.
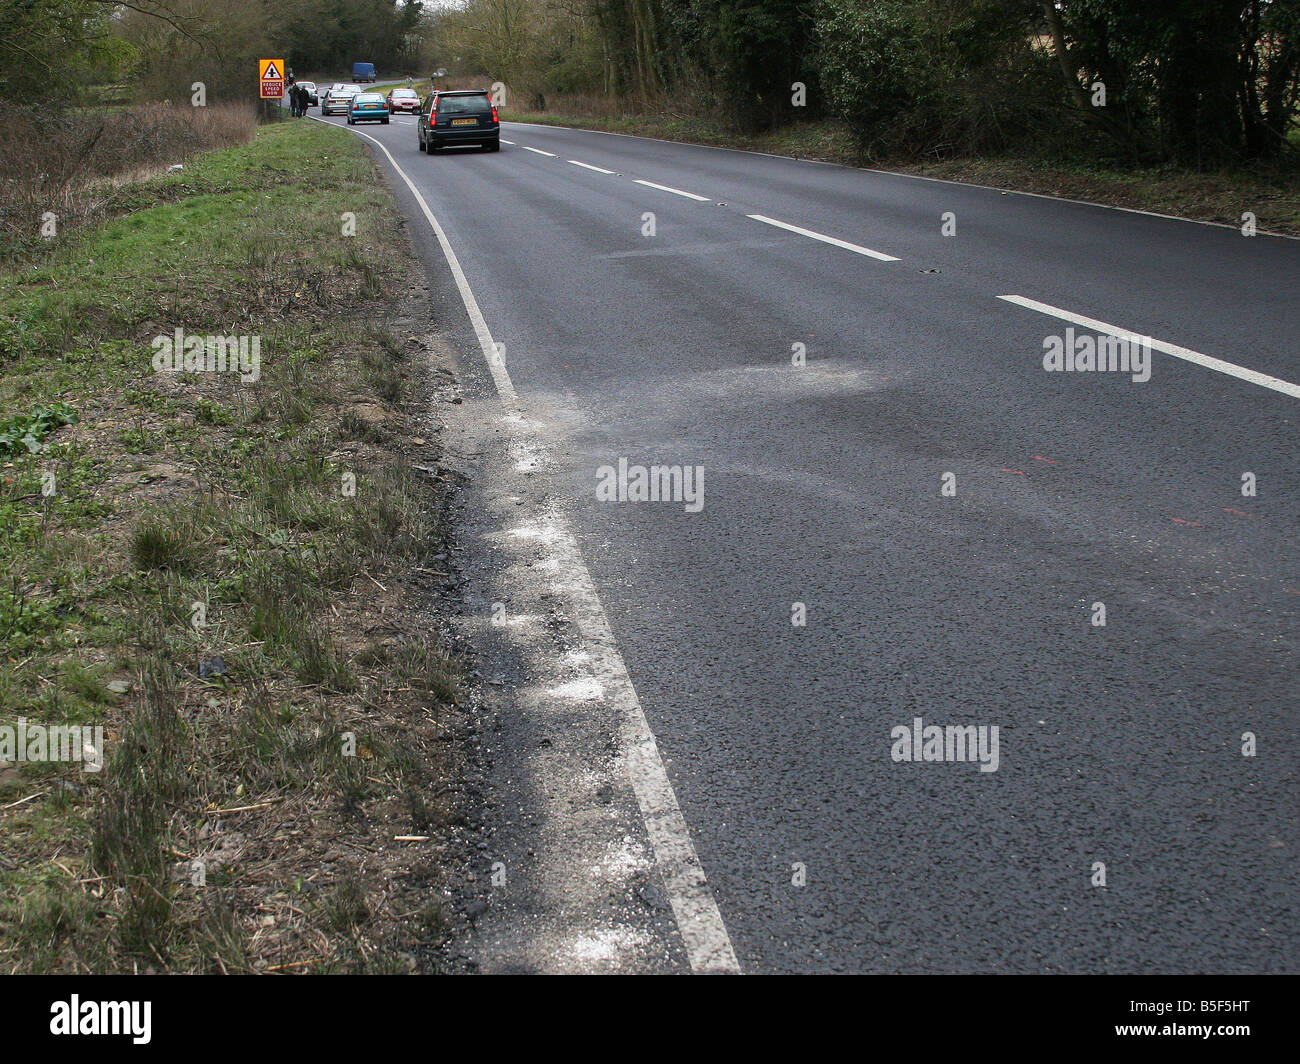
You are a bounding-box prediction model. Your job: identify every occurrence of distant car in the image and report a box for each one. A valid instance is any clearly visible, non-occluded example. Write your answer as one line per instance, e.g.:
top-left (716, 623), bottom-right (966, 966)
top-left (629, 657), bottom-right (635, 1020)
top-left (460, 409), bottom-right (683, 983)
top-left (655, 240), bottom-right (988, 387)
top-left (386, 87), bottom-right (420, 114)
top-left (418, 90), bottom-right (500, 153)
top-left (352, 62), bottom-right (376, 83)
top-left (347, 92), bottom-right (389, 125)
top-left (298, 81), bottom-right (318, 106)
top-left (322, 84), bottom-right (361, 115)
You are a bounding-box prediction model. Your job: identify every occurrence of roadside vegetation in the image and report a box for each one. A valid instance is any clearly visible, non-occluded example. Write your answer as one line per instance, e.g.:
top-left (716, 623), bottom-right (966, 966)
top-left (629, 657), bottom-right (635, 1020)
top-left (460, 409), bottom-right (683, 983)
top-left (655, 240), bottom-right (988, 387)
top-left (0, 118), bottom-right (467, 973)
top-left (462, 1), bottom-right (1300, 233)
top-left (0, 102), bottom-right (257, 261)
top-left (9, 3), bottom-right (1295, 231)
top-left (440, 2), bottom-right (1300, 167)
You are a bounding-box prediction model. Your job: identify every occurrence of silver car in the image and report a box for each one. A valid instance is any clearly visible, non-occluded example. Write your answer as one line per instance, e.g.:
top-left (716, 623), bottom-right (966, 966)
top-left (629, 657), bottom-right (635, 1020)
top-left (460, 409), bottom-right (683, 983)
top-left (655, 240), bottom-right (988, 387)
top-left (321, 84), bottom-right (362, 116)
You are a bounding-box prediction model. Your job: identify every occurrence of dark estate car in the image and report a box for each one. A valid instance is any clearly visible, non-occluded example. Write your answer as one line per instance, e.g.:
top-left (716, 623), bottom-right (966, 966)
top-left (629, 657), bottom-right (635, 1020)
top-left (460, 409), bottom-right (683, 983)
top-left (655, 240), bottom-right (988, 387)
top-left (417, 90), bottom-right (500, 153)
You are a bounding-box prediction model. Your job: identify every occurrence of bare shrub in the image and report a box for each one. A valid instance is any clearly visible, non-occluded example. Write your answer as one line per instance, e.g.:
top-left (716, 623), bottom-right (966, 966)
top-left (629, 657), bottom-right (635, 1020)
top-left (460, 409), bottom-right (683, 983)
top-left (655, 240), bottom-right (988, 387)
top-left (0, 102), bottom-right (257, 260)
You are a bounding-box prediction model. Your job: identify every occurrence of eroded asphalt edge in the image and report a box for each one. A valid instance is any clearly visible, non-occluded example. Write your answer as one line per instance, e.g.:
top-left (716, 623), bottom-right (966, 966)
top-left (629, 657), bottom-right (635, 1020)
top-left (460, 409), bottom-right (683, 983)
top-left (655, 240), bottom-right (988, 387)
top-left (326, 118), bottom-right (740, 973)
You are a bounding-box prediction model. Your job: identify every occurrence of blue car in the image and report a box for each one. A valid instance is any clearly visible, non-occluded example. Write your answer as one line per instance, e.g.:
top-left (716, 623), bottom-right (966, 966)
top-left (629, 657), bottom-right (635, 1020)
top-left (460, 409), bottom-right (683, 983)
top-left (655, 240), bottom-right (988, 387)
top-left (347, 92), bottom-right (389, 125)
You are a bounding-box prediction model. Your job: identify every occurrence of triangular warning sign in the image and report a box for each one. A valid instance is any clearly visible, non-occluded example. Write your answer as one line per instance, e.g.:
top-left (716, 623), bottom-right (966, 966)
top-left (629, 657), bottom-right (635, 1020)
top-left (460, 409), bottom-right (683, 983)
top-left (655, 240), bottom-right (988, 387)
top-left (262, 61), bottom-right (281, 80)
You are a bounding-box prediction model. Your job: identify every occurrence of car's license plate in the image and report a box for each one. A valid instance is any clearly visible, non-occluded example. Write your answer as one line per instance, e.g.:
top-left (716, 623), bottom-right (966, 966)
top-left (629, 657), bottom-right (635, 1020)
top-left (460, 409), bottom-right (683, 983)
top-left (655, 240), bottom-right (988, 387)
top-left (451, 118), bottom-right (476, 126)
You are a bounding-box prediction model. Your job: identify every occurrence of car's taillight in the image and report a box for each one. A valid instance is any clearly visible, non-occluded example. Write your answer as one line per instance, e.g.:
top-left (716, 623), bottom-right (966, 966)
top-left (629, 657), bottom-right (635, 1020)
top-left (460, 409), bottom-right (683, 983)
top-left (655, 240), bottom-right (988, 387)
top-left (491, 105), bottom-right (499, 123)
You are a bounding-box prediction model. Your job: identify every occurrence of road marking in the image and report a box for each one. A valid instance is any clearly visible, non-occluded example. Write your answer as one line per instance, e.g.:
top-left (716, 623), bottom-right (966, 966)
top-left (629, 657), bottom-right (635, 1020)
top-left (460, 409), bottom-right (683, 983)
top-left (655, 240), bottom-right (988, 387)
top-left (999, 294), bottom-right (1300, 400)
top-left (569, 159), bottom-right (617, 175)
top-left (502, 120), bottom-right (1299, 240)
top-left (501, 139), bottom-right (515, 145)
top-left (327, 121), bottom-right (517, 403)
top-left (747, 213), bottom-right (900, 261)
top-left (522, 145), bottom-right (557, 156)
top-left (540, 522), bottom-right (740, 973)
top-left (327, 117), bottom-right (740, 975)
top-left (634, 179), bottom-right (711, 202)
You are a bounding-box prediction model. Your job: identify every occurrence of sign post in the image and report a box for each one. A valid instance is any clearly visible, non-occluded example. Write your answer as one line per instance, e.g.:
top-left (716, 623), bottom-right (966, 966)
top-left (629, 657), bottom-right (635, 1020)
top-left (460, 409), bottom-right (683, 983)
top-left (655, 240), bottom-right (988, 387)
top-left (259, 58), bottom-right (285, 120)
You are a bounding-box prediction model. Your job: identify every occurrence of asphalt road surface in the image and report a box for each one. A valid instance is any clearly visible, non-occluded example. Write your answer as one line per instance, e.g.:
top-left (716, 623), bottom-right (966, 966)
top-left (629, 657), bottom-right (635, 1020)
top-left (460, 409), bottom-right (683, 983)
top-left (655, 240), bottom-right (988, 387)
top-left (316, 108), bottom-right (1299, 974)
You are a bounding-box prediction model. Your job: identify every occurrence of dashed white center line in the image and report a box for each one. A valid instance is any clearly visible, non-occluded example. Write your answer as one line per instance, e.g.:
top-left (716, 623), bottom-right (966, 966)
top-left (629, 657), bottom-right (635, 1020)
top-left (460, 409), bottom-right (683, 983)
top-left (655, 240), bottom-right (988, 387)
top-left (1000, 294), bottom-right (1300, 400)
top-left (747, 213), bottom-right (900, 262)
top-left (634, 179), bottom-right (711, 202)
top-left (500, 139), bottom-right (515, 145)
top-left (569, 160), bottom-right (617, 175)
top-left (522, 145), bottom-right (557, 156)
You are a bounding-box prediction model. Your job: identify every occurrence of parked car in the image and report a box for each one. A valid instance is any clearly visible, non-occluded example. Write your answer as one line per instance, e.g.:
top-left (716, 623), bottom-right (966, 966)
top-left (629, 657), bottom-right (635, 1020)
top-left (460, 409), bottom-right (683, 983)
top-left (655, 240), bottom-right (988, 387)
top-left (298, 81), bottom-right (318, 106)
top-left (386, 87), bottom-right (420, 114)
top-left (321, 84), bottom-right (361, 115)
top-left (352, 62), bottom-right (376, 83)
top-left (418, 90), bottom-right (500, 153)
top-left (347, 92), bottom-right (389, 125)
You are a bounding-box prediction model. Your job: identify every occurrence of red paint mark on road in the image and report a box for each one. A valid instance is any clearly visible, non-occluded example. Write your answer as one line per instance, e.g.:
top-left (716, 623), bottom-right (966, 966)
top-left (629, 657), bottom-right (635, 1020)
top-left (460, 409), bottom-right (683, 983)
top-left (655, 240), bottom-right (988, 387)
top-left (1171, 517), bottom-right (1202, 527)
top-left (997, 468), bottom-right (1027, 475)
top-left (1284, 587), bottom-right (1300, 595)
top-left (1222, 508), bottom-right (1254, 518)
top-left (1030, 456), bottom-right (1058, 464)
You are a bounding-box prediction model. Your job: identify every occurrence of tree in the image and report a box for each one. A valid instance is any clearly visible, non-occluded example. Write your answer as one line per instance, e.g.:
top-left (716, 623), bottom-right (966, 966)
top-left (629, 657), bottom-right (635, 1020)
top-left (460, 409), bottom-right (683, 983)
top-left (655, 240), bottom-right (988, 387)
top-left (1047, 0), bottom-right (1300, 165)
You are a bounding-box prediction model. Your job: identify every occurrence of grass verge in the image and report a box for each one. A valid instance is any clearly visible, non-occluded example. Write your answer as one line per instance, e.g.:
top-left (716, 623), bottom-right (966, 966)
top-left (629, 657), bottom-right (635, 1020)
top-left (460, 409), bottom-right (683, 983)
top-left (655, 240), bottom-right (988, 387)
top-left (502, 110), bottom-right (1300, 236)
top-left (0, 118), bottom-right (467, 973)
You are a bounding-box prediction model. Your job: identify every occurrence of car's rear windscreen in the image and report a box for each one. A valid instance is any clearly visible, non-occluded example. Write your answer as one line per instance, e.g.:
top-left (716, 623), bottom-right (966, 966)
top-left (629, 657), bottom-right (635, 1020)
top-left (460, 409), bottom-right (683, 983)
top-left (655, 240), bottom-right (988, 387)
top-left (437, 95), bottom-right (492, 115)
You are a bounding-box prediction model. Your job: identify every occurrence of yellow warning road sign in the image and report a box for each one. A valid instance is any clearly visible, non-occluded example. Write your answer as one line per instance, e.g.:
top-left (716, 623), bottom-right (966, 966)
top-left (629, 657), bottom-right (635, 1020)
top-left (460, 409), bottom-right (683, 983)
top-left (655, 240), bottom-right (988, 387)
top-left (259, 58), bottom-right (285, 99)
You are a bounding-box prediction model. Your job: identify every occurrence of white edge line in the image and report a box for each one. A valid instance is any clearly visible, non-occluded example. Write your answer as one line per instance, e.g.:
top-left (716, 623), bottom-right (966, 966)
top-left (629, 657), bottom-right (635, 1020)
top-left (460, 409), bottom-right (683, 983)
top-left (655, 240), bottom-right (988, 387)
top-left (999, 294), bottom-right (1300, 400)
top-left (500, 121), bottom-right (1299, 241)
top-left (521, 145), bottom-right (558, 157)
top-left (321, 118), bottom-right (517, 403)
top-left (325, 115), bottom-right (741, 974)
top-left (546, 526), bottom-right (742, 974)
top-left (569, 159), bottom-right (617, 175)
top-left (747, 213), bottom-right (899, 262)
top-left (633, 178), bottom-right (711, 202)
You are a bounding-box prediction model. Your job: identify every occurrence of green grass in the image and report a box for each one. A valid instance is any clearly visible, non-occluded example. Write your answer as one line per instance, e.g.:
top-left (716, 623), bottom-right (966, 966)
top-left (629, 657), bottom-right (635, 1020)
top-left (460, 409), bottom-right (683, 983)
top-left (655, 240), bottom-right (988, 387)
top-left (0, 119), bottom-right (461, 973)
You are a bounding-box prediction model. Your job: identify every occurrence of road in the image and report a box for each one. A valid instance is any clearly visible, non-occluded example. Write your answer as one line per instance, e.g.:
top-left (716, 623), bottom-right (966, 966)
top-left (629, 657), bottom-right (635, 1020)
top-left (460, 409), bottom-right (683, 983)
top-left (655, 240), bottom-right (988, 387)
top-left (315, 108), bottom-right (1299, 973)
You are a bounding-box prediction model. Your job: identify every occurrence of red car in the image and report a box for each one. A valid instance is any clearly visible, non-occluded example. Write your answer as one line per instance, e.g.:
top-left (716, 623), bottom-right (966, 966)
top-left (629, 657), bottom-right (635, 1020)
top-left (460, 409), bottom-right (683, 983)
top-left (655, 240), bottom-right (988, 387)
top-left (386, 88), bottom-right (421, 114)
